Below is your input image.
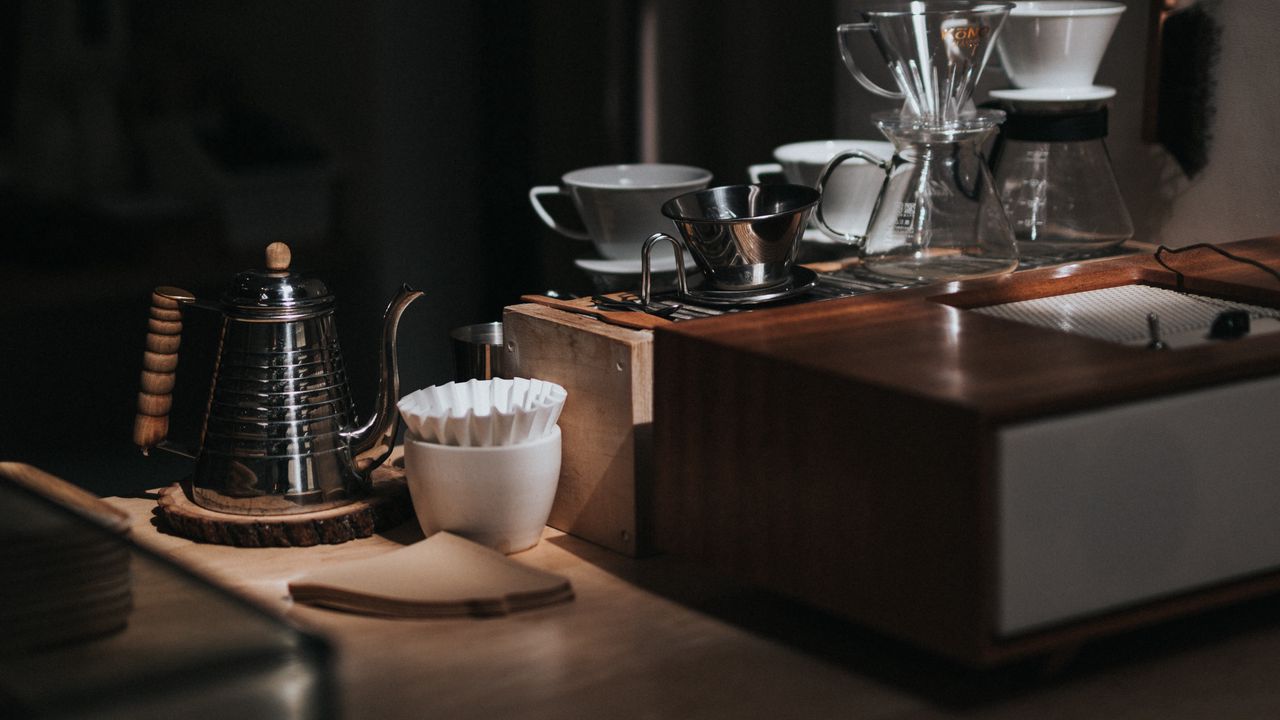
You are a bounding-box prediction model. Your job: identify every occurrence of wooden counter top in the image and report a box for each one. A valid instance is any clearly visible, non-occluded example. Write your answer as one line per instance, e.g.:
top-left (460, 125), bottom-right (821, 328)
top-left (105, 492), bottom-right (1280, 719)
top-left (657, 236), bottom-right (1280, 424)
top-left (106, 495), bottom-right (919, 719)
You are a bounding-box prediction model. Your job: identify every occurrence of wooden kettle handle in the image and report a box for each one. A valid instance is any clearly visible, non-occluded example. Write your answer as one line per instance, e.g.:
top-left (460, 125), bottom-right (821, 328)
top-left (133, 286), bottom-right (195, 452)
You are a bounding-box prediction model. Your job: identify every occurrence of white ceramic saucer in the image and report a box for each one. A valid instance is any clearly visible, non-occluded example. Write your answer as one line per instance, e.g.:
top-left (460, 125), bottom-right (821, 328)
top-left (989, 85), bottom-right (1116, 103)
top-left (574, 254), bottom-right (698, 276)
top-left (802, 227), bottom-right (855, 246)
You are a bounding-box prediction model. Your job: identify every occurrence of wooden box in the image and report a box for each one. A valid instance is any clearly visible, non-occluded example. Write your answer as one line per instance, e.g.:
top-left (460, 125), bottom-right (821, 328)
top-left (652, 236), bottom-right (1280, 665)
top-left (503, 303), bottom-right (653, 556)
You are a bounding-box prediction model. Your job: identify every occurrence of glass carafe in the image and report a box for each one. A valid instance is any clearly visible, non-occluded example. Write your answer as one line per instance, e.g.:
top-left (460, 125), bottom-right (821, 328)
top-left (820, 109), bottom-right (1017, 283)
top-left (990, 106), bottom-right (1133, 258)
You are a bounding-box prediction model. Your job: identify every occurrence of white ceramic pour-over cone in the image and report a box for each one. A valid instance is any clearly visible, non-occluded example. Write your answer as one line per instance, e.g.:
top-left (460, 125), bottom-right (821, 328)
top-left (995, 1), bottom-right (1125, 91)
top-left (837, 1), bottom-right (1013, 126)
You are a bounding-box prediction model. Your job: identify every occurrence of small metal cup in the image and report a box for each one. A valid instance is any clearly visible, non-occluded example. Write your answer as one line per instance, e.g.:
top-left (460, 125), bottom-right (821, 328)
top-left (451, 322), bottom-right (505, 381)
top-left (661, 184), bottom-right (819, 290)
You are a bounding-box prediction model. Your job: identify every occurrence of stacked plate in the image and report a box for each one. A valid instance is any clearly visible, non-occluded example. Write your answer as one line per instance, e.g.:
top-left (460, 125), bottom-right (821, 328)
top-left (0, 465), bottom-right (133, 654)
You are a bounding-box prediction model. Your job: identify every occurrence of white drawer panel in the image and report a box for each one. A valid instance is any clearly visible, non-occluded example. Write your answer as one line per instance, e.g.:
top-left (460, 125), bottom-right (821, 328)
top-left (998, 374), bottom-right (1280, 635)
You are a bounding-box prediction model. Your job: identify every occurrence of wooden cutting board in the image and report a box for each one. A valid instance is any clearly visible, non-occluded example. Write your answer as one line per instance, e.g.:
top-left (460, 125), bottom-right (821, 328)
top-left (154, 459), bottom-right (413, 547)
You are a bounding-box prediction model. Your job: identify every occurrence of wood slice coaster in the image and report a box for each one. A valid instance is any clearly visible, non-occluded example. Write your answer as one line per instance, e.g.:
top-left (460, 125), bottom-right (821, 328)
top-left (156, 471), bottom-right (414, 548)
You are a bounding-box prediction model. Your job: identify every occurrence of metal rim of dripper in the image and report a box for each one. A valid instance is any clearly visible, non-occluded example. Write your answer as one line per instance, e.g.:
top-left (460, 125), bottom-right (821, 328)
top-left (651, 184), bottom-right (819, 298)
top-left (647, 184), bottom-right (819, 302)
top-left (638, 234), bottom-right (822, 308)
top-left (658, 184), bottom-right (820, 224)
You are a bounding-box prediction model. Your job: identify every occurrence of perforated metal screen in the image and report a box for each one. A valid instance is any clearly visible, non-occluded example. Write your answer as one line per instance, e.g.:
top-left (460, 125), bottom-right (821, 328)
top-left (971, 284), bottom-right (1280, 345)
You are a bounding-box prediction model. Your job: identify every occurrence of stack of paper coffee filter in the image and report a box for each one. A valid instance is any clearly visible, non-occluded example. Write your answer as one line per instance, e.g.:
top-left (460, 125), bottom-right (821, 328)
top-left (398, 378), bottom-right (565, 447)
top-left (397, 378), bottom-right (567, 554)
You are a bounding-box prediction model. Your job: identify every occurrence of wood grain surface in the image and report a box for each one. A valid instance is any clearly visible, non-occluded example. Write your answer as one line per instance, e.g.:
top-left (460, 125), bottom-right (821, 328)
top-left (504, 303), bottom-right (655, 556)
top-left (156, 470), bottom-right (412, 547)
top-left (661, 237), bottom-right (1280, 425)
top-left (651, 236), bottom-right (1280, 664)
top-left (102, 489), bottom-right (1280, 720)
top-left (0, 462), bottom-right (131, 535)
top-left (108, 495), bottom-right (928, 720)
top-left (519, 294), bottom-right (673, 330)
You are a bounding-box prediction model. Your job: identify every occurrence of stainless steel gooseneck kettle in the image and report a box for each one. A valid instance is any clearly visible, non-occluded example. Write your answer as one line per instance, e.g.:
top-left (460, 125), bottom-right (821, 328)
top-left (133, 242), bottom-right (423, 516)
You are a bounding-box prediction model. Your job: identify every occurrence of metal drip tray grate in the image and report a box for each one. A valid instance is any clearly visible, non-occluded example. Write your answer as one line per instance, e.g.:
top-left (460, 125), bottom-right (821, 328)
top-left (971, 284), bottom-right (1280, 347)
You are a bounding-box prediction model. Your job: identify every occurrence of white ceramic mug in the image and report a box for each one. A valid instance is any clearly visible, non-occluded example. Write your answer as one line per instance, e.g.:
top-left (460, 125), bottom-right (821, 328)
top-left (529, 164), bottom-right (712, 261)
top-left (403, 426), bottom-right (561, 555)
top-left (749, 140), bottom-right (893, 241)
top-left (995, 1), bottom-right (1125, 89)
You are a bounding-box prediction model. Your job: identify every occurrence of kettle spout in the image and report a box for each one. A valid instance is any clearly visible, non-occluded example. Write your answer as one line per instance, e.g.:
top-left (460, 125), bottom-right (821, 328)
top-left (346, 284), bottom-right (424, 476)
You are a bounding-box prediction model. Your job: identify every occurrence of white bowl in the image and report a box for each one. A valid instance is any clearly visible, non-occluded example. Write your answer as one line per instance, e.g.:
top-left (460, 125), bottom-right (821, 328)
top-left (403, 426), bottom-right (561, 554)
top-left (996, 1), bottom-right (1125, 90)
top-left (773, 140), bottom-right (892, 177)
top-left (529, 164), bottom-right (713, 261)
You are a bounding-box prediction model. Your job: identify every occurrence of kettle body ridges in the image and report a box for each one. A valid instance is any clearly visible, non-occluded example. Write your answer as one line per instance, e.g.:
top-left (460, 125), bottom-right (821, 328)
top-left (134, 242), bottom-right (421, 516)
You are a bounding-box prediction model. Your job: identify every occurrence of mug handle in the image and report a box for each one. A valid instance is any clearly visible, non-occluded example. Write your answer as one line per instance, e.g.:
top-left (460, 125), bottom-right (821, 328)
top-left (837, 23), bottom-right (906, 100)
top-left (640, 233), bottom-right (689, 305)
top-left (747, 163), bottom-right (783, 183)
top-left (815, 149), bottom-right (889, 246)
top-left (528, 185), bottom-right (592, 241)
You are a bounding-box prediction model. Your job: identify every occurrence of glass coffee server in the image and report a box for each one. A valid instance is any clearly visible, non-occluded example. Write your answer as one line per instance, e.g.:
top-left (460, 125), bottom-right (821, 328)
top-left (986, 1), bottom-right (1133, 258)
top-left (818, 1), bottom-right (1019, 284)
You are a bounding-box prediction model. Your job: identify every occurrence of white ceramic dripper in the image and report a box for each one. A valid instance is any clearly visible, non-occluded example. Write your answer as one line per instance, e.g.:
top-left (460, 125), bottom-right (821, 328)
top-left (995, 1), bottom-right (1126, 90)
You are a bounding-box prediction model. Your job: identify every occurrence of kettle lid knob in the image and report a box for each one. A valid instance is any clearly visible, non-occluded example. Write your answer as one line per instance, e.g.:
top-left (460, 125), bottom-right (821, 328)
top-left (224, 242), bottom-right (330, 314)
top-left (265, 242), bottom-right (292, 273)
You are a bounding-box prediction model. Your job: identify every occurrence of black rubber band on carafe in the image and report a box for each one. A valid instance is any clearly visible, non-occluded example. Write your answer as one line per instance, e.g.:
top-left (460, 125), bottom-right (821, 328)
top-left (1000, 107), bottom-right (1109, 142)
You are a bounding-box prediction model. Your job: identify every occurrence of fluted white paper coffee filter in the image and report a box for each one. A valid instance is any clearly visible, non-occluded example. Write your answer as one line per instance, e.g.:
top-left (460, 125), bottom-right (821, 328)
top-left (397, 378), bottom-right (566, 447)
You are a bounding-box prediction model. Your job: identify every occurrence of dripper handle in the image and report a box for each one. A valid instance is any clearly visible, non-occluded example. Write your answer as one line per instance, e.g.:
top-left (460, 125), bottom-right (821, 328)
top-left (837, 23), bottom-right (905, 101)
top-left (640, 233), bottom-right (689, 305)
top-left (529, 185), bottom-right (593, 241)
top-left (133, 286), bottom-right (195, 453)
top-left (748, 163), bottom-right (783, 183)
top-left (815, 149), bottom-right (888, 246)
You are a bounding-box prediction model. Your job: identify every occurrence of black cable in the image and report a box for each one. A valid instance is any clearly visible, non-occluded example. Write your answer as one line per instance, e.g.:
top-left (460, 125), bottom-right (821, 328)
top-left (1153, 243), bottom-right (1280, 290)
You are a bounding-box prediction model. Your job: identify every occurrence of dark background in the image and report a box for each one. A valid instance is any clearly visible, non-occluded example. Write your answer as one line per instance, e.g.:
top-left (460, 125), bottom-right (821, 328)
top-left (0, 0), bottom-right (838, 495)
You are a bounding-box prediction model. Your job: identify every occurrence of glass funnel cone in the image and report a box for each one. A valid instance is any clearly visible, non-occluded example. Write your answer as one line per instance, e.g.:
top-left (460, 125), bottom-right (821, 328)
top-left (838, 1), bottom-right (1013, 126)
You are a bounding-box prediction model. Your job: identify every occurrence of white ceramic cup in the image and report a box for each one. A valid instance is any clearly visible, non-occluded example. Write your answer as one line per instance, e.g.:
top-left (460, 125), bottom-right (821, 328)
top-left (529, 164), bottom-right (713, 262)
top-left (749, 140), bottom-right (893, 241)
top-left (995, 1), bottom-right (1125, 90)
top-left (403, 425), bottom-right (561, 554)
